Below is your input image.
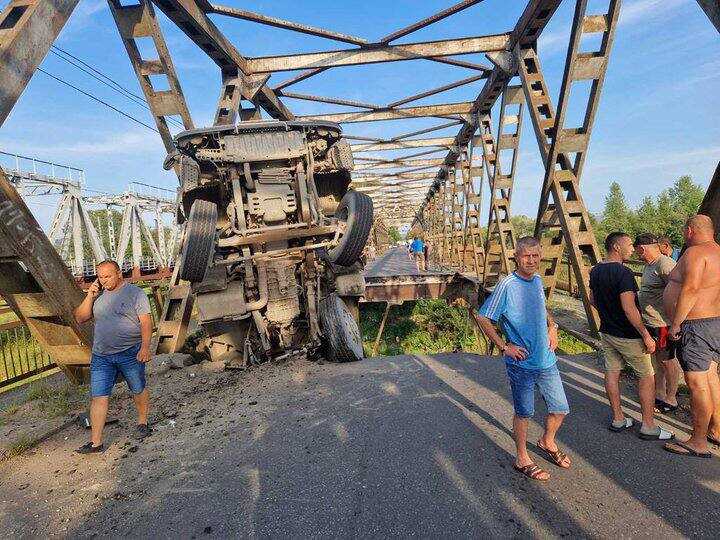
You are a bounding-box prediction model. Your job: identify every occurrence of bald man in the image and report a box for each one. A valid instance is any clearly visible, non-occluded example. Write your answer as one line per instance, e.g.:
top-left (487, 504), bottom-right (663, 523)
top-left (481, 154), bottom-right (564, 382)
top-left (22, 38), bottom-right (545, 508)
top-left (663, 215), bottom-right (720, 458)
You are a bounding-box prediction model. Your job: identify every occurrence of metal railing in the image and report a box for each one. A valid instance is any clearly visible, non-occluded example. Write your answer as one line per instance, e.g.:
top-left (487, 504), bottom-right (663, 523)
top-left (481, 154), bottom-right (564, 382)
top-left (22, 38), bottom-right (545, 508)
top-left (0, 318), bottom-right (54, 389)
top-left (0, 150), bottom-right (85, 185)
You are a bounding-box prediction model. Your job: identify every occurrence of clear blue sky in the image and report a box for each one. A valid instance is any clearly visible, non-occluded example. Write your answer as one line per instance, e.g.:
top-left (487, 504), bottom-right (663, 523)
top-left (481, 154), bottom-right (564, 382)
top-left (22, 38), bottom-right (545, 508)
top-left (1, 0), bottom-right (718, 229)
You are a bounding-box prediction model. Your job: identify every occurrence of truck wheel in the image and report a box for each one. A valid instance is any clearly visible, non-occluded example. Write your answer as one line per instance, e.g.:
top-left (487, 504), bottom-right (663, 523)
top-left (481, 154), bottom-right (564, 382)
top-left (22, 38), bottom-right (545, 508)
top-left (319, 293), bottom-right (364, 362)
top-left (327, 190), bottom-right (373, 267)
top-left (179, 199), bottom-right (217, 283)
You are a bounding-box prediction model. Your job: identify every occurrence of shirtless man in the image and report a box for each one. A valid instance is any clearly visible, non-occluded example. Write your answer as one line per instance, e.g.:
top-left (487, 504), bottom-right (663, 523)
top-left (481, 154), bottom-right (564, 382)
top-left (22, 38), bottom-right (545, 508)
top-left (663, 215), bottom-right (720, 458)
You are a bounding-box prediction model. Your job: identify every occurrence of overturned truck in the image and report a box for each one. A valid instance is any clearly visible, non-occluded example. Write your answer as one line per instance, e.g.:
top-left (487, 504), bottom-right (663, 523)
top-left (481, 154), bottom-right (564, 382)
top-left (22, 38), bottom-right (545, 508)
top-left (165, 120), bottom-right (373, 365)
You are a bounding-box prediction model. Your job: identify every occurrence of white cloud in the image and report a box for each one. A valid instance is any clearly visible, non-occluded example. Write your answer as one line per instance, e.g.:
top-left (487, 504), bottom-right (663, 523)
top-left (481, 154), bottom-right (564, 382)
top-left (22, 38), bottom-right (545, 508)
top-left (0, 130), bottom-right (162, 159)
top-left (586, 145), bottom-right (720, 175)
top-left (538, 0), bottom-right (690, 55)
top-left (619, 0), bottom-right (689, 25)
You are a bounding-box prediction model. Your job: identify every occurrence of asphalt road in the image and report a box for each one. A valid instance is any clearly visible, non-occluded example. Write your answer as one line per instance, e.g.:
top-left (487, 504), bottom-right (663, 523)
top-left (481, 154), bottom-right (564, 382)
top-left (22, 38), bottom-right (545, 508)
top-left (364, 246), bottom-right (441, 278)
top-left (2, 352), bottom-right (719, 538)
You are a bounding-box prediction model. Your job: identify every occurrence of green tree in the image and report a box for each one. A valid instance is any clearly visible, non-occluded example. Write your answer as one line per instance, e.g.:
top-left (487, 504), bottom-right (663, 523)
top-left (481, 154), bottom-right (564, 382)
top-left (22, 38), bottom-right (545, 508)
top-left (597, 181), bottom-right (634, 241)
top-left (388, 226), bottom-right (402, 243)
top-left (633, 196), bottom-right (659, 236)
top-left (510, 214), bottom-right (535, 237)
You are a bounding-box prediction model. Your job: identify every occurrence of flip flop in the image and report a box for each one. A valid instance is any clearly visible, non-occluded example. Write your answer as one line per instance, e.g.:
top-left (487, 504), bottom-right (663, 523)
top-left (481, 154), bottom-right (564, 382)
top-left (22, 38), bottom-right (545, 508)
top-left (638, 427), bottom-right (674, 440)
top-left (664, 441), bottom-right (713, 459)
top-left (609, 417), bottom-right (633, 432)
top-left (708, 435), bottom-right (720, 446)
top-left (513, 463), bottom-right (550, 481)
top-left (654, 400), bottom-right (678, 413)
top-left (536, 441), bottom-right (571, 469)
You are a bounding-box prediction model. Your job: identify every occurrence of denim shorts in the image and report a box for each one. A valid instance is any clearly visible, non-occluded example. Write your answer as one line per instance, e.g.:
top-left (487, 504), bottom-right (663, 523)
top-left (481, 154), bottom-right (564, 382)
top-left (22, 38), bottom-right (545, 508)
top-left (90, 344), bottom-right (146, 397)
top-left (506, 362), bottom-right (570, 418)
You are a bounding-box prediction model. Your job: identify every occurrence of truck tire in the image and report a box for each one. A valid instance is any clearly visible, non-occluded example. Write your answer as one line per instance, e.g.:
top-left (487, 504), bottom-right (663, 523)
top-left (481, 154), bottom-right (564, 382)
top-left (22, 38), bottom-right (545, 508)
top-left (319, 293), bottom-right (364, 363)
top-left (179, 199), bottom-right (217, 283)
top-left (327, 190), bottom-right (373, 267)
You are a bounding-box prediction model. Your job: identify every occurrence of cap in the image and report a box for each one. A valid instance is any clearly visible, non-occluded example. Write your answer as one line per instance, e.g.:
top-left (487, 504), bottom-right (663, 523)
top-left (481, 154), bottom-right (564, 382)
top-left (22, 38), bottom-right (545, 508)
top-left (634, 233), bottom-right (658, 247)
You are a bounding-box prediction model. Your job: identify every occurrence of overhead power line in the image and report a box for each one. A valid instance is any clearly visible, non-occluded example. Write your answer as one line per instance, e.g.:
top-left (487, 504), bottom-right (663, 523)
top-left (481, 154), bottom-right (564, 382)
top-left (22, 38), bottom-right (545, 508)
top-left (36, 67), bottom-right (160, 134)
top-left (47, 45), bottom-right (185, 130)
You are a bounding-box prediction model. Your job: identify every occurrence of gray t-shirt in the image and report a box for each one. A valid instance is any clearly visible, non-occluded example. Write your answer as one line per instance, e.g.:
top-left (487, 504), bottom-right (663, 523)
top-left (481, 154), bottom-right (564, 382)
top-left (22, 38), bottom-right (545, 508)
top-left (92, 283), bottom-right (151, 355)
top-left (638, 254), bottom-right (676, 327)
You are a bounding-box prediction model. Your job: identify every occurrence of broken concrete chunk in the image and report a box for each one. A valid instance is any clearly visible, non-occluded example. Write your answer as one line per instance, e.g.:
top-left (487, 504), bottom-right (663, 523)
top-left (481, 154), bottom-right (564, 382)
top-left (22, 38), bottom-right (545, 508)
top-left (153, 353), bottom-right (196, 369)
top-left (201, 361), bottom-right (225, 373)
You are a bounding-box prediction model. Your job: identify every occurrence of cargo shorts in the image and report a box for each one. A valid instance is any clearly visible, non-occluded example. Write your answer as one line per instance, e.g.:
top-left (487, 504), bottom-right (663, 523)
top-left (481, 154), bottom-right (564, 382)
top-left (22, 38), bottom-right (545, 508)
top-left (600, 333), bottom-right (654, 378)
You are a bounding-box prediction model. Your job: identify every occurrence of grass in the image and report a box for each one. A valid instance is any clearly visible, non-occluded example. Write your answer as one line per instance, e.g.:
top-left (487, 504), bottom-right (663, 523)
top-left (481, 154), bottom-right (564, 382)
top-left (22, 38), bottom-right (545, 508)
top-left (361, 301), bottom-right (597, 358)
top-left (361, 300), bottom-right (489, 357)
top-left (25, 382), bottom-right (88, 418)
top-left (0, 324), bottom-right (53, 384)
top-left (3, 434), bottom-right (35, 460)
top-left (556, 330), bottom-right (595, 355)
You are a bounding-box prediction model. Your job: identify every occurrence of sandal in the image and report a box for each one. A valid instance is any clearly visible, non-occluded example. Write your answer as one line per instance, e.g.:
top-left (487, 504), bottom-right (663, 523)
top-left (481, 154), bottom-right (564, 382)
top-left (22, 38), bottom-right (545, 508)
top-left (513, 462), bottom-right (550, 481)
top-left (654, 400), bottom-right (678, 413)
top-left (536, 441), bottom-right (571, 468)
top-left (664, 441), bottom-right (712, 459)
top-left (638, 426), bottom-right (674, 440)
top-left (609, 417), bottom-right (633, 432)
top-left (707, 435), bottom-right (720, 446)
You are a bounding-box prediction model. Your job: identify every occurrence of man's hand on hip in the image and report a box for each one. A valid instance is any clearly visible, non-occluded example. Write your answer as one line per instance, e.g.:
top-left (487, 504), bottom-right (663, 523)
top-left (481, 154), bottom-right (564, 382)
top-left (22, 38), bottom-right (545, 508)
top-left (137, 345), bottom-right (152, 364)
top-left (504, 343), bottom-right (529, 361)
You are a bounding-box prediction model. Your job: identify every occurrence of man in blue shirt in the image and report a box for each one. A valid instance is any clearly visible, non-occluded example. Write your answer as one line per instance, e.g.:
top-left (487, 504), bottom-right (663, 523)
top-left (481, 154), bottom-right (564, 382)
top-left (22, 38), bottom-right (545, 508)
top-left (410, 236), bottom-right (425, 271)
top-left (473, 237), bottom-right (570, 481)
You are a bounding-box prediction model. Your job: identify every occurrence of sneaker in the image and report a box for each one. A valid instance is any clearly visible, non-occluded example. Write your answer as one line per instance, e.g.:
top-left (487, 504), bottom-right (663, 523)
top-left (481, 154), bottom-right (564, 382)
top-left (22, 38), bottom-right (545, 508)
top-left (75, 442), bottom-right (104, 454)
top-left (136, 424), bottom-right (152, 439)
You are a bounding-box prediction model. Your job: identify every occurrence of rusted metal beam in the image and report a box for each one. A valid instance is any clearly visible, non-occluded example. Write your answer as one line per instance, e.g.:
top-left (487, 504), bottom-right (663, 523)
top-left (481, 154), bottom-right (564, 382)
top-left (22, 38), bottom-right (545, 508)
top-left (277, 91), bottom-right (381, 110)
top-left (207, 4), bottom-right (369, 45)
top-left (0, 0), bottom-right (80, 126)
top-left (299, 101), bottom-right (474, 123)
top-left (389, 120), bottom-right (465, 142)
top-left (698, 162), bottom-right (720, 241)
top-left (353, 172), bottom-right (437, 180)
top-left (378, 0), bottom-right (485, 44)
top-left (352, 136), bottom-right (480, 152)
top-left (387, 75), bottom-right (487, 108)
top-left (269, 0), bottom-right (487, 91)
top-left (416, 0), bottom-right (563, 219)
top-left (245, 33), bottom-right (511, 73)
top-left (108, 0), bottom-right (194, 153)
top-left (356, 149), bottom-right (449, 163)
top-left (151, 0), bottom-right (293, 120)
top-left (354, 158), bottom-right (447, 170)
top-left (697, 0), bottom-right (720, 33)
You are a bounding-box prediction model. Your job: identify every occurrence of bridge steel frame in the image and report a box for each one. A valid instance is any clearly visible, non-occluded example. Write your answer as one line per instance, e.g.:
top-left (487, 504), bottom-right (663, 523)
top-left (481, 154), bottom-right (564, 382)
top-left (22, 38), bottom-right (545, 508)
top-left (0, 0), bottom-right (716, 375)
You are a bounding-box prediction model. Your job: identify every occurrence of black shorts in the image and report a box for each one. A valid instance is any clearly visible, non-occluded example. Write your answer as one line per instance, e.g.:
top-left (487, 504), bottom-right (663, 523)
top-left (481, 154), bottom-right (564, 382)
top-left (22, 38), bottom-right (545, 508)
top-left (676, 317), bottom-right (720, 372)
top-left (647, 326), bottom-right (676, 358)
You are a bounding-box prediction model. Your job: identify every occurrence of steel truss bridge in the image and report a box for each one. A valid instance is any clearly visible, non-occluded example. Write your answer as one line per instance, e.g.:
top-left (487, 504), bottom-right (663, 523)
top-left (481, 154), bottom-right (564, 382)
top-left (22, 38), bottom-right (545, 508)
top-left (0, 0), bottom-right (718, 382)
top-left (0, 151), bottom-right (179, 282)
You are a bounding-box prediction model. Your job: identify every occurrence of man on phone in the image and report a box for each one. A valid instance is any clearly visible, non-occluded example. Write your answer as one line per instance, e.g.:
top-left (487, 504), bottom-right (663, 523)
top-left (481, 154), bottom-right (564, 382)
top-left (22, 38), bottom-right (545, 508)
top-left (73, 260), bottom-right (153, 454)
top-left (473, 237), bottom-right (570, 481)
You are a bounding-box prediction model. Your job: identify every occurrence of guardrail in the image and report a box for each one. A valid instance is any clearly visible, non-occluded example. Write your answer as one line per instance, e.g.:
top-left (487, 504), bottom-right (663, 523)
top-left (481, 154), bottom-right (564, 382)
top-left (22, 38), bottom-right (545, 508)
top-left (0, 318), bottom-right (54, 389)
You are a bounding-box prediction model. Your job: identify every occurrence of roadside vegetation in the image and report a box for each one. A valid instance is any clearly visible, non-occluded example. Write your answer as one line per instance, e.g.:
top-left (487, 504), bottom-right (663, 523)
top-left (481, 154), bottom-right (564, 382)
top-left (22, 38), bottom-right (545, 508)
top-left (361, 300), bottom-right (595, 358)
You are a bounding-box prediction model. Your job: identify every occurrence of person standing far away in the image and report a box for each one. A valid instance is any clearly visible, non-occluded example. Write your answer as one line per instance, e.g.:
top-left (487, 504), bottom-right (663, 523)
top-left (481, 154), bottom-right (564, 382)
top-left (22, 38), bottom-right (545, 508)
top-left (472, 236), bottom-right (571, 481)
top-left (73, 260), bottom-right (154, 454)
top-left (410, 235), bottom-right (426, 272)
top-left (663, 215), bottom-right (720, 458)
top-left (589, 232), bottom-right (673, 440)
top-left (658, 236), bottom-right (681, 262)
top-left (634, 233), bottom-right (682, 413)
